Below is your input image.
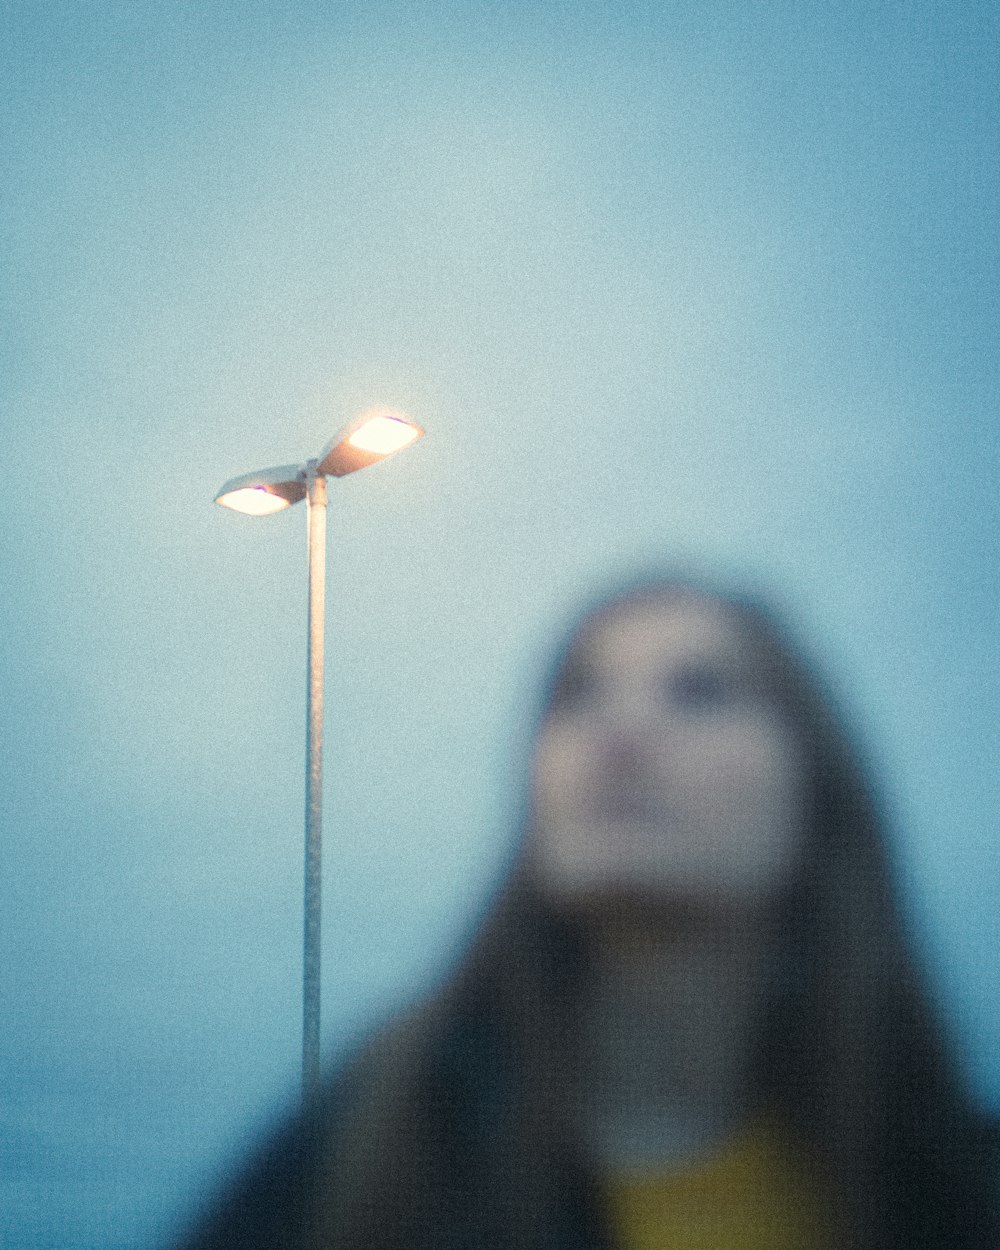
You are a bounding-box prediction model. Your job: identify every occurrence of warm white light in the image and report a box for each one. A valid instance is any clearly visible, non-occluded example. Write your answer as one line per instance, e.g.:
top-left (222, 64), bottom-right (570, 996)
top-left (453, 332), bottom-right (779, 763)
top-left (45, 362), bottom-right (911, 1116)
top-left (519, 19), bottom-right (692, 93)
top-left (216, 487), bottom-right (293, 516)
top-left (347, 415), bottom-right (420, 455)
top-left (214, 464), bottom-right (306, 512)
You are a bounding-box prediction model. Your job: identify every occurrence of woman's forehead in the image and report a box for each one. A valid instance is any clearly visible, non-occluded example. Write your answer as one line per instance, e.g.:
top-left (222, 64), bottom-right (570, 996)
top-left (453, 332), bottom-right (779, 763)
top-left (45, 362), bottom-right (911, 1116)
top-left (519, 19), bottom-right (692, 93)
top-left (573, 591), bottom-right (753, 673)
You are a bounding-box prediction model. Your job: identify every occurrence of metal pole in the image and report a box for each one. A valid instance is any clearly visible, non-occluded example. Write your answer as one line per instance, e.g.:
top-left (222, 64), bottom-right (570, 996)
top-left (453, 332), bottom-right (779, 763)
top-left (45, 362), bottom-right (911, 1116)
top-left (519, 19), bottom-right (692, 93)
top-left (303, 461), bottom-right (326, 1104)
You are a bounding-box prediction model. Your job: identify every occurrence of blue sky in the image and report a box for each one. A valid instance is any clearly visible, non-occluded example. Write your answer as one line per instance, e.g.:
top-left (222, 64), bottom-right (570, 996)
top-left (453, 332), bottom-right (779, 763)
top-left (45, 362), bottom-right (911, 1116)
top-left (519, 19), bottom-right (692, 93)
top-left (2, 2), bottom-right (998, 1246)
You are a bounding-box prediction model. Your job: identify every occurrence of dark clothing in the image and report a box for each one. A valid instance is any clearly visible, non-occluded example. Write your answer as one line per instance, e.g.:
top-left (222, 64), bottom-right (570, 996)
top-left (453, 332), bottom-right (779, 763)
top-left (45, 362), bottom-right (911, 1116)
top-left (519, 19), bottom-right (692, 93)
top-left (176, 970), bottom-right (998, 1250)
top-left (178, 989), bottom-right (612, 1250)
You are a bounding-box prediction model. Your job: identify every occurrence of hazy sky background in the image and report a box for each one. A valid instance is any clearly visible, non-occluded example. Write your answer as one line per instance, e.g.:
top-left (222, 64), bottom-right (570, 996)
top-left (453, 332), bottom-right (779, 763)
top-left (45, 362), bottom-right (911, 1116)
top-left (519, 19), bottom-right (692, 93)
top-left (2, 2), bottom-right (997, 1246)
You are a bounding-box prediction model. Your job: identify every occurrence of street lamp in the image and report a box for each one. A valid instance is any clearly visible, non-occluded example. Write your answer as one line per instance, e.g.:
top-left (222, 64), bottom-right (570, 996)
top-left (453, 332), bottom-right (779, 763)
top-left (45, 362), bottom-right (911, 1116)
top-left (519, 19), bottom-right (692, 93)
top-left (214, 407), bottom-right (425, 1103)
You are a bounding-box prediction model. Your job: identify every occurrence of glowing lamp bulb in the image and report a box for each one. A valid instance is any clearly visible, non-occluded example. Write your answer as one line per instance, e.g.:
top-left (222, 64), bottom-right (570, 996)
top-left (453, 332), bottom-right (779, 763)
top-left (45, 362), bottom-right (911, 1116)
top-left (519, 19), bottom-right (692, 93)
top-left (216, 487), bottom-right (293, 516)
top-left (347, 415), bottom-right (420, 455)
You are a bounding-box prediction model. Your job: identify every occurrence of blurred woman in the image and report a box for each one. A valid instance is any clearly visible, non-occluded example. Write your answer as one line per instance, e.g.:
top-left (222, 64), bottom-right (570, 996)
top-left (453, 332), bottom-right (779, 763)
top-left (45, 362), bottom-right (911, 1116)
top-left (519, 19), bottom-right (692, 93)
top-left (180, 574), bottom-right (997, 1250)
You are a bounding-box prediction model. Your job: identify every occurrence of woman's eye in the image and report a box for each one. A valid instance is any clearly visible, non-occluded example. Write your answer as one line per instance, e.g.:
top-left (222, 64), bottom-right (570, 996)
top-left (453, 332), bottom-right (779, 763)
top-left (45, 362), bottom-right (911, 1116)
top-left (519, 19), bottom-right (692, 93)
top-left (551, 661), bottom-right (593, 710)
top-left (668, 665), bottom-right (736, 712)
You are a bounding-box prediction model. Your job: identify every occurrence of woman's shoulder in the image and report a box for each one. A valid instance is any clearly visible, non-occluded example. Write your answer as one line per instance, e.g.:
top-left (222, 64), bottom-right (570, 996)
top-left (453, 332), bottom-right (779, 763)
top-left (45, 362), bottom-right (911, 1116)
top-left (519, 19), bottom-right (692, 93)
top-left (172, 1000), bottom-right (447, 1250)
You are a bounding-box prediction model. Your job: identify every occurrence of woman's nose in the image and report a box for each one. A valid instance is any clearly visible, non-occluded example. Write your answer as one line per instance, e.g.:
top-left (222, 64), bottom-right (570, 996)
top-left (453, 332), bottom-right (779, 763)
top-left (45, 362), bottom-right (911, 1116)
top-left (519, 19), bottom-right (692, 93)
top-left (593, 708), bottom-right (656, 776)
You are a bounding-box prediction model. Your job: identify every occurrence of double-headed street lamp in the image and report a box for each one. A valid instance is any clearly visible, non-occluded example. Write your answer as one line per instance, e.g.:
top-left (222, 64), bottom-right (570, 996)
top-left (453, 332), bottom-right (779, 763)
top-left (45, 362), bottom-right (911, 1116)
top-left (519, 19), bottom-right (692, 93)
top-left (214, 408), bottom-right (425, 1102)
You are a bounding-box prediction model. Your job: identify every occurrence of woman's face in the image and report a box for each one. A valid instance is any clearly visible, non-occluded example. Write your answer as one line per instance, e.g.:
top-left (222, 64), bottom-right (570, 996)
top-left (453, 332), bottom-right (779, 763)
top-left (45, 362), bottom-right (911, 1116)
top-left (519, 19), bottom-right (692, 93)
top-left (526, 592), bottom-right (807, 922)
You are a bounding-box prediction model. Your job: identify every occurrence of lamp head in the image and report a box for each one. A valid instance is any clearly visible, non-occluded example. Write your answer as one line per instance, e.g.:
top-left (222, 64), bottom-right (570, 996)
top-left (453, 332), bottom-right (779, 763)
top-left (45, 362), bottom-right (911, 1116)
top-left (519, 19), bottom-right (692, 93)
top-left (214, 465), bottom-right (307, 515)
top-left (317, 408), bottom-right (425, 477)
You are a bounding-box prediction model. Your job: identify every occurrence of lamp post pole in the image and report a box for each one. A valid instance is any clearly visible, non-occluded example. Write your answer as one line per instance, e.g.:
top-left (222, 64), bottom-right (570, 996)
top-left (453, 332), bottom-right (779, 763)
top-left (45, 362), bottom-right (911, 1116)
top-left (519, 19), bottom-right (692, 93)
top-left (214, 409), bottom-right (424, 1108)
top-left (303, 460), bottom-right (326, 1104)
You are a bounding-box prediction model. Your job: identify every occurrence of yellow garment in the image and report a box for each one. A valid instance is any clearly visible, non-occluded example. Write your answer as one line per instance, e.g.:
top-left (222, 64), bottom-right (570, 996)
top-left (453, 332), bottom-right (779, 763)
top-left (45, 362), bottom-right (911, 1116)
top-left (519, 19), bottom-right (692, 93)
top-left (601, 1117), bottom-right (828, 1250)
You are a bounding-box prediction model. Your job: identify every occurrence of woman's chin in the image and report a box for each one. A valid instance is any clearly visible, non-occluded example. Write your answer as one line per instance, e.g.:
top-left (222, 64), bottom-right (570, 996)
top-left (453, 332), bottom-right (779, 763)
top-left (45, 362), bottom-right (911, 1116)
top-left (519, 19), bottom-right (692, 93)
top-left (547, 878), bottom-right (770, 940)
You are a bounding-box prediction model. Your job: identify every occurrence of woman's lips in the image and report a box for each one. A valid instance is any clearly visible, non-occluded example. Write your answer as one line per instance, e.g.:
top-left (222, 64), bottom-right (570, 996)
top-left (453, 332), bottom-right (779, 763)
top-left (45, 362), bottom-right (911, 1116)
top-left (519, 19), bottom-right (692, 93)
top-left (588, 789), bottom-right (669, 824)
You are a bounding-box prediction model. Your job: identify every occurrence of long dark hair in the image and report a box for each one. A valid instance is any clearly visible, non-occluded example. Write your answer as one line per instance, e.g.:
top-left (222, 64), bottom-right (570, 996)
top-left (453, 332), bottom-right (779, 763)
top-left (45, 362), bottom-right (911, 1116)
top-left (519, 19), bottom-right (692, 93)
top-left (437, 578), bottom-right (993, 1246)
